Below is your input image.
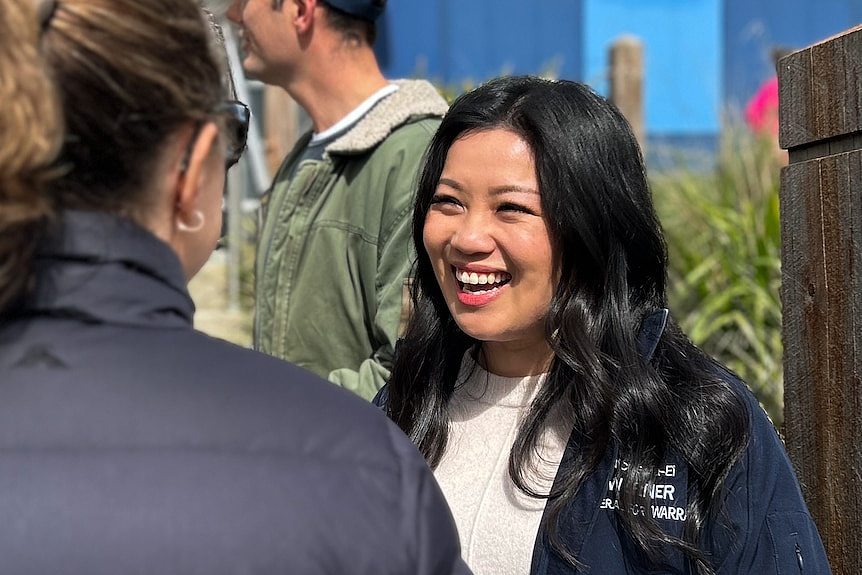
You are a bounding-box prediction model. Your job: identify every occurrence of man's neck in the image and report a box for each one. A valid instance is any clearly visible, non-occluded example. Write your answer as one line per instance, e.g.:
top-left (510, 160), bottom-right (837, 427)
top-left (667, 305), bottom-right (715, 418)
top-left (283, 47), bottom-right (389, 134)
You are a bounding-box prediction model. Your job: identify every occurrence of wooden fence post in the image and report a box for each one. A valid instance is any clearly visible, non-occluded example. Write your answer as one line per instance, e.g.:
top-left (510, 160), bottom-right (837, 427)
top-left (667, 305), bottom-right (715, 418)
top-left (609, 35), bottom-right (645, 150)
top-left (778, 24), bottom-right (862, 575)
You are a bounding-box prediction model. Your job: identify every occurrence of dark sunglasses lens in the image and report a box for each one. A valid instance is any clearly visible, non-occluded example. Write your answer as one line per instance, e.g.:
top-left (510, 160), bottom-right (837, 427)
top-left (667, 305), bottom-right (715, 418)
top-left (223, 101), bottom-right (250, 169)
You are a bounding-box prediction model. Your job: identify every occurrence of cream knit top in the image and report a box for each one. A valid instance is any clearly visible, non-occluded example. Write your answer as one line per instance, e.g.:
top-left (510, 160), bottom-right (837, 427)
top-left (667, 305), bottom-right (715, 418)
top-left (434, 354), bottom-right (569, 575)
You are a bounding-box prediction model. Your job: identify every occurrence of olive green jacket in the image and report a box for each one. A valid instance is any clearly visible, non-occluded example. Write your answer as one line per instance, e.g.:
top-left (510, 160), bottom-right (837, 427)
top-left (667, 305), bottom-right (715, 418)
top-left (254, 80), bottom-right (447, 400)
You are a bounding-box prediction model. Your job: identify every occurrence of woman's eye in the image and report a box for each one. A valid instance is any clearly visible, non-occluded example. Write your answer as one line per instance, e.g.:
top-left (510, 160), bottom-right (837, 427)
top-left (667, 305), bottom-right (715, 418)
top-left (498, 202), bottom-right (536, 215)
top-left (430, 194), bottom-right (462, 208)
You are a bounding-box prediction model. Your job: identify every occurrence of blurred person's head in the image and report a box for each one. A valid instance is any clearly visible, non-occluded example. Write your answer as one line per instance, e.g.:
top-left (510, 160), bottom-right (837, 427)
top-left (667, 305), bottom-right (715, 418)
top-left (0, 0), bottom-right (249, 315)
top-left (226, 0), bottom-right (385, 90)
top-left (319, 0), bottom-right (384, 44)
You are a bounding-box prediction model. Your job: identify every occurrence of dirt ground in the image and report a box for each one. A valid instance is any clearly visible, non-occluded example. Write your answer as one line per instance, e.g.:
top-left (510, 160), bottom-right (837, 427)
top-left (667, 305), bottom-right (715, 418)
top-left (187, 250), bottom-right (253, 348)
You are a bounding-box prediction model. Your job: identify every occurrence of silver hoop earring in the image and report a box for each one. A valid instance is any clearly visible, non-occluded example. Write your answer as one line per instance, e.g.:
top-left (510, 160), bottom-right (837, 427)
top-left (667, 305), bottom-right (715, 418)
top-left (177, 209), bottom-right (205, 233)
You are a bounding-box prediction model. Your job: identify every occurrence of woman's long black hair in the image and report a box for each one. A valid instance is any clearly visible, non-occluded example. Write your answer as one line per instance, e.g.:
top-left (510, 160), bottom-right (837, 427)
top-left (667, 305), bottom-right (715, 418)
top-left (386, 76), bottom-right (750, 573)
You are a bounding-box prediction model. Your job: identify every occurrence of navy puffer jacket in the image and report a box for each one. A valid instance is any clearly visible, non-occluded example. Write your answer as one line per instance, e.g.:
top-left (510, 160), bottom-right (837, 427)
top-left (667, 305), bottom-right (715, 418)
top-left (375, 312), bottom-right (830, 574)
top-left (0, 211), bottom-right (470, 575)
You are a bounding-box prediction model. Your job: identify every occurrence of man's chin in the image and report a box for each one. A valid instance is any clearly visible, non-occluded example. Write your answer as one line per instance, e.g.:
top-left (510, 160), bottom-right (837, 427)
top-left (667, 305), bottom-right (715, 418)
top-left (240, 65), bottom-right (262, 81)
top-left (239, 56), bottom-right (266, 81)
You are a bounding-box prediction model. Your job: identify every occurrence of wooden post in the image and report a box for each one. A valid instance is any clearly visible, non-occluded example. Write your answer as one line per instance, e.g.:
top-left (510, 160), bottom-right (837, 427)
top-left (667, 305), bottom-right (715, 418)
top-left (609, 35), bottom-right (645, 150)
top-left (778, 24), bottom-right (862, 575)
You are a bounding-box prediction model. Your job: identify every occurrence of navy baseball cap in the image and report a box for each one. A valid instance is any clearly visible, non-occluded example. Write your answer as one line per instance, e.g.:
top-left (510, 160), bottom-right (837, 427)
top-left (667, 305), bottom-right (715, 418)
top-left (323, 0), bottom-right (386, 21)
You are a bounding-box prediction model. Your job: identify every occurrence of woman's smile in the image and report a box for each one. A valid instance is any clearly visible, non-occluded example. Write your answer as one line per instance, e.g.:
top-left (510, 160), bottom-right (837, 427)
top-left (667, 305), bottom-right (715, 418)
top-left (452, 265), bottom-right (512, 306)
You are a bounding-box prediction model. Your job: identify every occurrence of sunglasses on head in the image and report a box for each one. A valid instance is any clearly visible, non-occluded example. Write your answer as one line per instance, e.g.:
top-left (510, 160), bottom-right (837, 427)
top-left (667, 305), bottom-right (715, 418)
top-left (180, 100), bottom-right (250, 173)
top-left (217, 100), bottom-right (250, 170)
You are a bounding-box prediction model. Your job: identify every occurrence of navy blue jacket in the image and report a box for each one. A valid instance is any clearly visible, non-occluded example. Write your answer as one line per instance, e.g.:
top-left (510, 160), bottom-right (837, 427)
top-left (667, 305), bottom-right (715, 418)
top-left (375, 312), bottom-right (830, 574)
top-left (0, 211), bottom-right (470, 575)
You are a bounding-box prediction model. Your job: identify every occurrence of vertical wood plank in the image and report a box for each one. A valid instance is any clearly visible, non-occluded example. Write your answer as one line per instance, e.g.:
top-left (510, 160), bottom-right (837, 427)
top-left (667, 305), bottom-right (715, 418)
top-left (842, 32), bottom-right (862, 136)
top-left (780, 26), bottom-right (862, 575)
top-left (811, 39), bottom-right (847, 139)
top-left (819, 153), bottom-right (852, 570)
top-left (778, 49), bottom-right (813, 150)
top-left (840, 149), bottom-right (862, 570)
top-left (780, 158), bottom-right (827, 505)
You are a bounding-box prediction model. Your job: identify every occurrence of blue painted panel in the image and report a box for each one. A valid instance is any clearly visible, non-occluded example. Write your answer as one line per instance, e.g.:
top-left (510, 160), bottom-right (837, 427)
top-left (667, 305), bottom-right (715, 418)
top-left (584, 0), bottom-right (722, 135)
top-left (375, 2), bottom-right (442, 79)
top-left (724, 0), bottom-right (861, 110)
top-left (377, 0), bottom-right (583, 87)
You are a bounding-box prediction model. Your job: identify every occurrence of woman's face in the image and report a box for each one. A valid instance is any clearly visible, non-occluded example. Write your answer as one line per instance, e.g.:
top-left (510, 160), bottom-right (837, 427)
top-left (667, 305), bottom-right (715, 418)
top-left (423, 128), bottom-right (556, 366)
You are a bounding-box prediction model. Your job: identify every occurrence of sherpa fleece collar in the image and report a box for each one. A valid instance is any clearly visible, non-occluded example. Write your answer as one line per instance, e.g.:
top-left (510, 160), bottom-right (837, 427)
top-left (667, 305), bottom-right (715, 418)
top-left (325, 79), bottom-right (448, 155)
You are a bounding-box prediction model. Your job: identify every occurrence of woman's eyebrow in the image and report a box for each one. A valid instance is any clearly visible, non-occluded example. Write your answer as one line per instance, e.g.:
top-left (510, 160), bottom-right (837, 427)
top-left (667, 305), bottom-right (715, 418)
top-left (488, 185), bottom-right (539, 196)
top-left (437, 177), bottom-right (463, 191)
top-left (436, 179), bottom-right (539, 197)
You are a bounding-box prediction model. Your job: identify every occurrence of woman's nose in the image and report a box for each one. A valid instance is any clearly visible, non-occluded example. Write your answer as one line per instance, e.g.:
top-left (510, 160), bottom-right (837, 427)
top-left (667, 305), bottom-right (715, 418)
top-left (449, 215), bottom-right (495, 255)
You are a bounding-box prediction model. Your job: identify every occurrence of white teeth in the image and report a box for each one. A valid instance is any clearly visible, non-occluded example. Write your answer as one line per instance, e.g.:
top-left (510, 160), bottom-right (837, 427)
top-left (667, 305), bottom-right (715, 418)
top-left (456, 269), bottom-right (509, 286)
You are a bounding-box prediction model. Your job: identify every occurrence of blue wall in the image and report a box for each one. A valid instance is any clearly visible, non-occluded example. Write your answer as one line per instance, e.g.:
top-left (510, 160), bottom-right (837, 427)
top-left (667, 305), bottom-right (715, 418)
top-left (378, 0), bottom-right (859, 146)
top-left (584, 0), bottom-right (722, 136)
top-left (377, 0), bottom-right (583, 86)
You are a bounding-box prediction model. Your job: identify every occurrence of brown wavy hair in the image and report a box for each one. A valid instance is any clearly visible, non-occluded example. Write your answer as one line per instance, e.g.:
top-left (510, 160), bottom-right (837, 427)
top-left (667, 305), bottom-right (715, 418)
top-left (0, 0), bottom-right (63, 312)
top-left (0, 0), bottom-right (225, 315)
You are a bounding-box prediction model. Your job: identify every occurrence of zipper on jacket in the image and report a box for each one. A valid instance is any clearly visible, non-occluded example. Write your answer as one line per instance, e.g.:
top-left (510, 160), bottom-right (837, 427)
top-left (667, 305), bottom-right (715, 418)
top-left (254, 160), bottom-right (324, 346)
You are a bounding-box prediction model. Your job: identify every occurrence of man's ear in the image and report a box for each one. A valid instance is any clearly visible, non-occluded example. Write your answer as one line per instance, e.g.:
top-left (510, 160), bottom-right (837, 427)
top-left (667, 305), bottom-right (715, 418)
top-left (293, 0), bottom-right (318, 33)
top-left (173, 122), bottom-right (220, 226)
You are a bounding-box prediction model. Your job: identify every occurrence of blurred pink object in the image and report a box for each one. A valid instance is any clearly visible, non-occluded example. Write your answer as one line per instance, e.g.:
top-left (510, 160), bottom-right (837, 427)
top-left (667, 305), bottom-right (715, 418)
top-left (745, 76), bottom-right (779, 136)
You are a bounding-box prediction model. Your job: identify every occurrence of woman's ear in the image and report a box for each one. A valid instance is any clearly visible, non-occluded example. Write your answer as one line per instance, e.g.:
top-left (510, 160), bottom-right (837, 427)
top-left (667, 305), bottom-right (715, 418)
top-left (173, 121), bottom-right (220, 225)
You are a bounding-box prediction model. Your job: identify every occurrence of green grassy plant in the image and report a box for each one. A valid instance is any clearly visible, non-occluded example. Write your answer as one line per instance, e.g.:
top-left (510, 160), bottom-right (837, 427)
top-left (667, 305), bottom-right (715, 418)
top-left (652, 127), bottom-right (784, 425)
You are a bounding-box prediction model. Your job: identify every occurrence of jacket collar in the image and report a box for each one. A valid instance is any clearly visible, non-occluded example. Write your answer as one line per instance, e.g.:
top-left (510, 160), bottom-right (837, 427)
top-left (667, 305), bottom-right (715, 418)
top-left (24, 210), bottom-right (194, 329)
top-left (324, 79), bottom-right (448, 156)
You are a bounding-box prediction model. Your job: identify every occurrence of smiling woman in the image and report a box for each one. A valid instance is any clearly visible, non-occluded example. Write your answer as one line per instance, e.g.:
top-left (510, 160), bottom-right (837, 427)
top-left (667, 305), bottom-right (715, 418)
top-left (379, 76), bottom-right (830, 575)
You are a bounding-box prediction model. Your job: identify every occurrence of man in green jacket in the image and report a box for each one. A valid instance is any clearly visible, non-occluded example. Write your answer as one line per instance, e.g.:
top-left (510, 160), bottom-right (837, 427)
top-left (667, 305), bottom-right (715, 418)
top-left (227, 0), bottom-right (448, 399)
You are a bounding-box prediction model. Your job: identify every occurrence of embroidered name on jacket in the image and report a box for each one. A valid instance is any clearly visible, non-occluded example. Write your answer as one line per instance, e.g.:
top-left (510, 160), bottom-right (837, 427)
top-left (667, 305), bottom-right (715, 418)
top-left (600, 459), bottom-right (687, 522)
